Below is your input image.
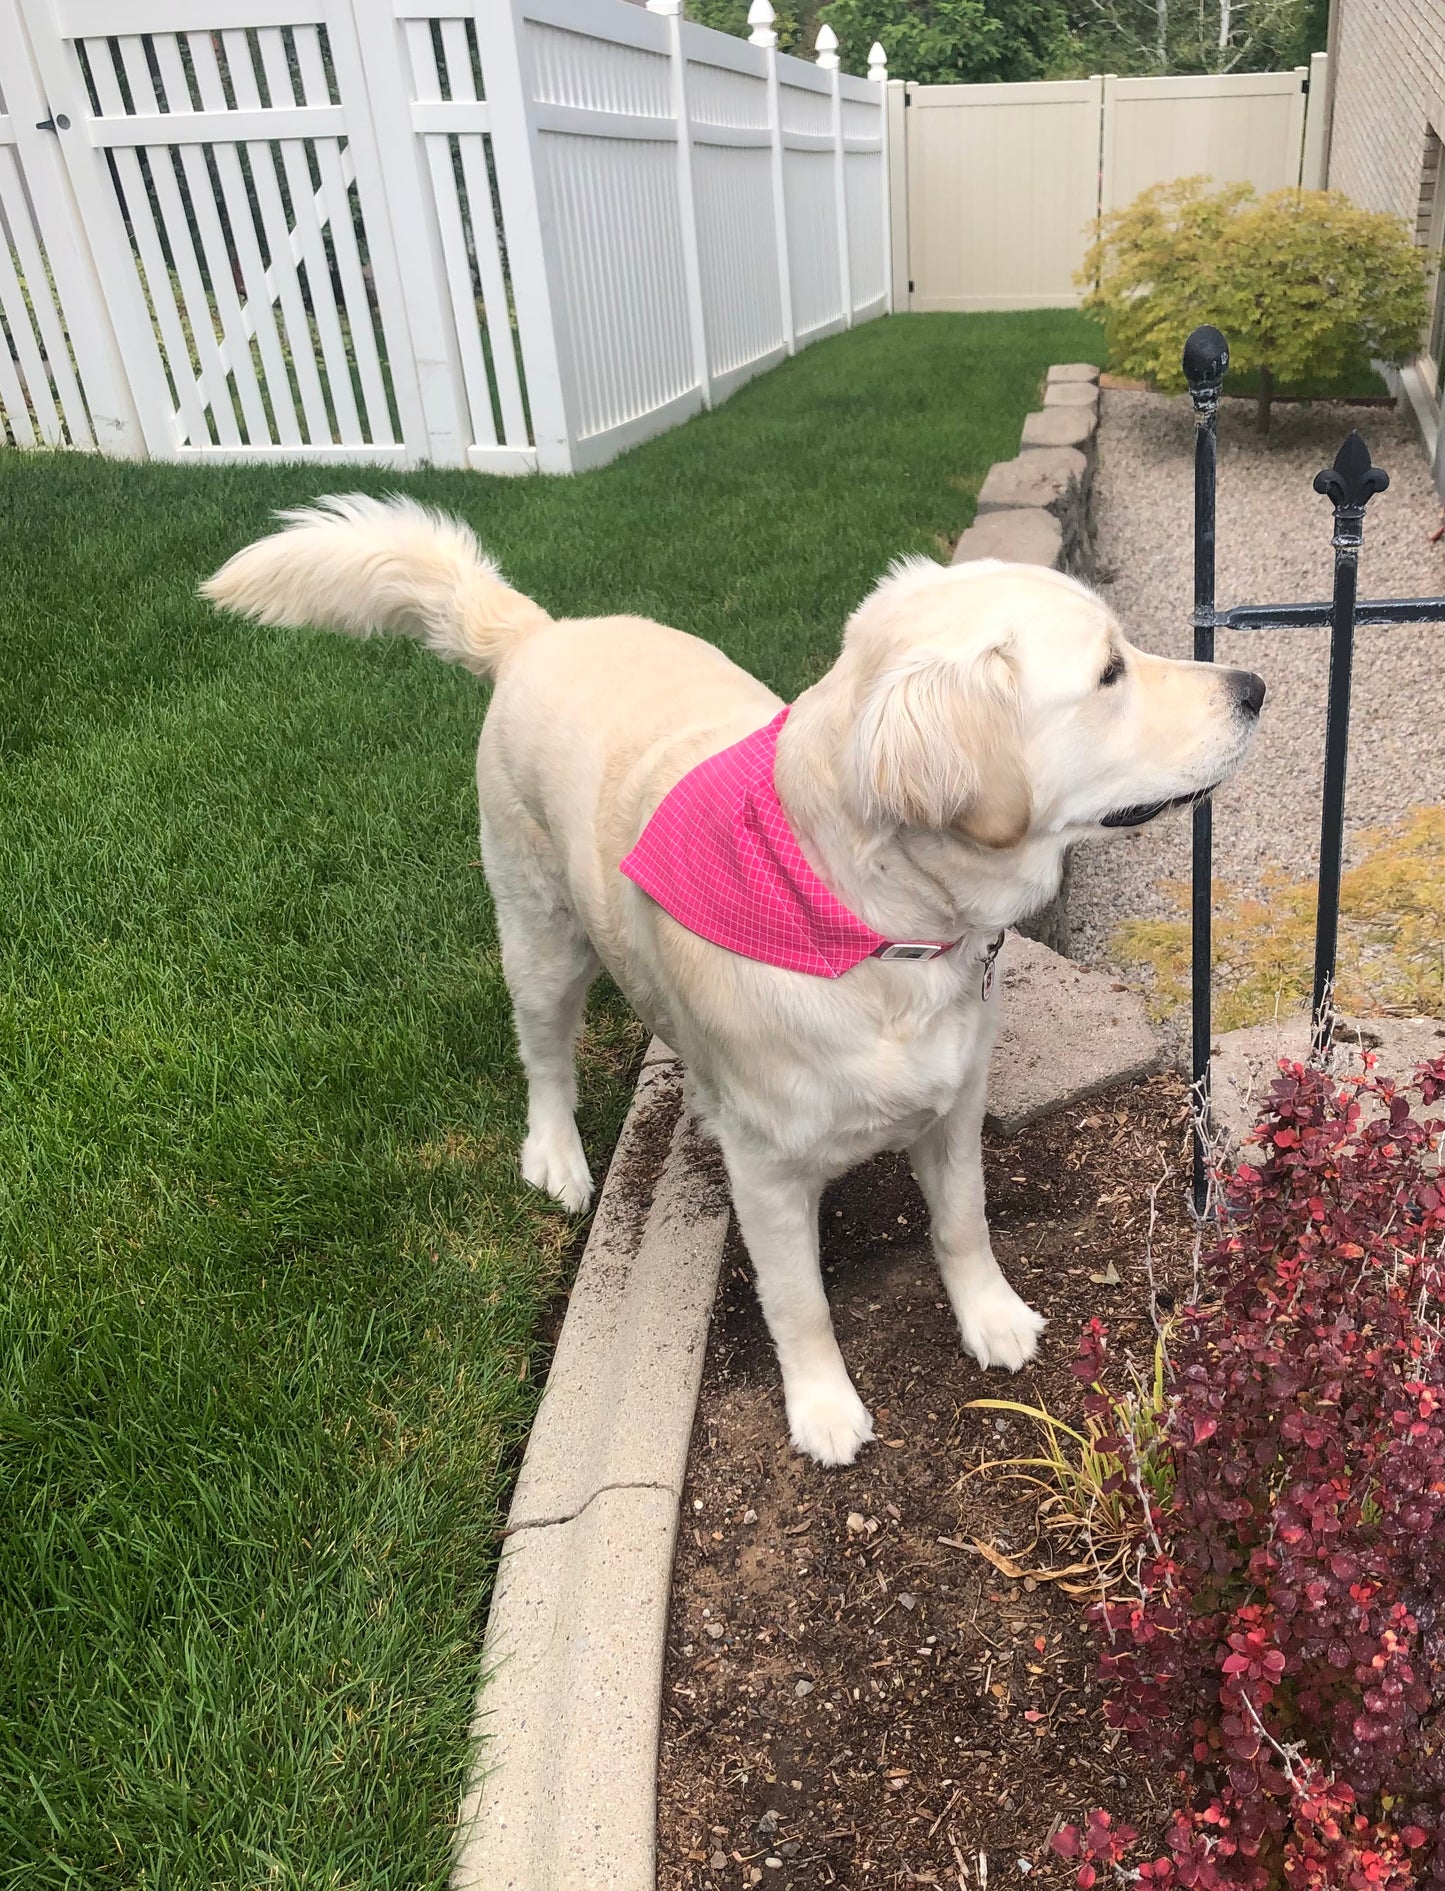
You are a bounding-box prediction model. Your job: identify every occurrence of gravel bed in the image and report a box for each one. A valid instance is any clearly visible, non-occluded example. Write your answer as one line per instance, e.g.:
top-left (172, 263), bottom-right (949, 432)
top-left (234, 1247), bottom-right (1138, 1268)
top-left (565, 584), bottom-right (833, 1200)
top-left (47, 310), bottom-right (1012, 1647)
top-left (1071, 388), bottom-right (1445, 991)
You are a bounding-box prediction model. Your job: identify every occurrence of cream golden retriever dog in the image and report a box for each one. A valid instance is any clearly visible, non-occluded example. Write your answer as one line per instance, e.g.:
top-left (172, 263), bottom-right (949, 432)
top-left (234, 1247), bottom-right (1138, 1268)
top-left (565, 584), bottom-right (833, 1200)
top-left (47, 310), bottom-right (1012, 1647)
top-left (204, 498), bottom-right (1264, 1466)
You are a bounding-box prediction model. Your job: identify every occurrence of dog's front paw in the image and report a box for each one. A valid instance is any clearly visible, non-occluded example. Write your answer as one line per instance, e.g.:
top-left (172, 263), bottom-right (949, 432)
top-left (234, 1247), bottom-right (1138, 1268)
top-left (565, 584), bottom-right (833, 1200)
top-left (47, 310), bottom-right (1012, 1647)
top-left (786, 1378), bottom-right (876, 1467)
top-left (520, 1123), bottom-right (593, 1214)
top-left (958, 1277), bottom-right (1045, 1372)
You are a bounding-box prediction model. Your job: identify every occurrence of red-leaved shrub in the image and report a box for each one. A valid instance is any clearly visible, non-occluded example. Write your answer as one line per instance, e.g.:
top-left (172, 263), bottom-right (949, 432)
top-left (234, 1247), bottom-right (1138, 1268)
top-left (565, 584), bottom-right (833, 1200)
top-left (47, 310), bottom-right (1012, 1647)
top-left (1055, 1056), bottom-right (1445, 1891)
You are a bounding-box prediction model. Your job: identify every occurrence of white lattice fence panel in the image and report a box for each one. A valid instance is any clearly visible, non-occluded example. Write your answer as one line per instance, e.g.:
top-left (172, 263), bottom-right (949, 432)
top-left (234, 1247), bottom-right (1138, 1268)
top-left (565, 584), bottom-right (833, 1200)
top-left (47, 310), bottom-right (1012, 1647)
top-left (543, 127), bottom-right (693, 441)
top-left (3, 0), bottom-right (896, 472)
top-left (683, 30), bottom-right (783, 396)
top-left (398, 9), bottom-right (534, 471)
top-left (692, 141), bottom-right (782, 385)
top-left (778, 76), bottom-right (831, 137)
top-left (516, 0), bottom-right (697, 468)
top-left (839, 71), bottom-right (885, 319)
top-left (777, 62), bottom-right (844, 341)
top-left (844, 150), bottom-right (884, 313)
top-left (783, 145), bottom-right (841, 339)
top-left (0, 1), bottom-right (141, 453)
top-left (55, 0), bottom-right (421, 459)
top-left (0, 84), bottom-right (93, 447)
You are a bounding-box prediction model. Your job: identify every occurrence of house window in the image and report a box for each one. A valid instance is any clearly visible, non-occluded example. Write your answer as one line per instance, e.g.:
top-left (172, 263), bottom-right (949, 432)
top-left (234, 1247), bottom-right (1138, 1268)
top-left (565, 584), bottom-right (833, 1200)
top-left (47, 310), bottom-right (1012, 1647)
top-left (1418, 128), bottom-right (1445, 398)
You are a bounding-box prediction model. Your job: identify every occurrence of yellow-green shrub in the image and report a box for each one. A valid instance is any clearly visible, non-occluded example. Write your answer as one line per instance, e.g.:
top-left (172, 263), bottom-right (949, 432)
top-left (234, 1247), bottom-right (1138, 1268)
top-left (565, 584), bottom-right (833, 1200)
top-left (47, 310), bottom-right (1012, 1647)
top-left (1081, 179), bottom-right (1431, 432)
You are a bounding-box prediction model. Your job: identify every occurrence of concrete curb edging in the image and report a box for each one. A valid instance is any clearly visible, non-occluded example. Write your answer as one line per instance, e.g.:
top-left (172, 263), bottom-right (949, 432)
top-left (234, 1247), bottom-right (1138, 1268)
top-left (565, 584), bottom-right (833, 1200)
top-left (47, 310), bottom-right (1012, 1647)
top-left (450, 936), bottom-right (1166, 1889)
top-left (451, 1038), bottom-right (731, 1891)
top-left (985, 933), bottom-right (1161, 1134)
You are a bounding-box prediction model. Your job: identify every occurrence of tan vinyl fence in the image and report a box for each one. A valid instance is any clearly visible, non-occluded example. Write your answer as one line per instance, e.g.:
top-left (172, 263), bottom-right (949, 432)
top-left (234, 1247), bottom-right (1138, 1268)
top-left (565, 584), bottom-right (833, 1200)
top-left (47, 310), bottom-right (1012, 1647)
top-left (895, 54), bottom-right (1329, 313)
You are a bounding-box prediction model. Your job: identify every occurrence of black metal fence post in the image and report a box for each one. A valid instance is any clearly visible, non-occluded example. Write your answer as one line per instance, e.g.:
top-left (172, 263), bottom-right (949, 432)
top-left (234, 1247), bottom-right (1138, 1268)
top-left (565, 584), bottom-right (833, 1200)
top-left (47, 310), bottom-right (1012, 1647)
top-left (1308, 434), bottom-right (1389, 1056)
top-left (1182, 325), bottom-right (1229, 1219)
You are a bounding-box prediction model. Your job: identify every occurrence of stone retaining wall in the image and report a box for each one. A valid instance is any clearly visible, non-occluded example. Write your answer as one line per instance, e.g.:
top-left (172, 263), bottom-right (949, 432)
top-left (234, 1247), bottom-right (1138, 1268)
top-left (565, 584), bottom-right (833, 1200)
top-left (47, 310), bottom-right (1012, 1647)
top-left (951, 362), bottom-right (1102, 954)
top-left (953, 361), bottom-right (1100, 579)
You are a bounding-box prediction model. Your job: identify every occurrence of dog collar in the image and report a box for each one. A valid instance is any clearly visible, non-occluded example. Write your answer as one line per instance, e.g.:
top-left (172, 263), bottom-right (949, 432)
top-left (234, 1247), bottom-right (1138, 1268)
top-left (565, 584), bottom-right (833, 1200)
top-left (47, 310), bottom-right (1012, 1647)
top-left (620, 708), bottom-right (993, 981)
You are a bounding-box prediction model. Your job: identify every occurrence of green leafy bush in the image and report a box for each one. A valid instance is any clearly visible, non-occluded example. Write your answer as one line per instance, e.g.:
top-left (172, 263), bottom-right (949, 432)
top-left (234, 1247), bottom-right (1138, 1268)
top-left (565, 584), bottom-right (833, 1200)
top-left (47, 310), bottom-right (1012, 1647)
top-left (1081, 180), bottom-right (1431, 433)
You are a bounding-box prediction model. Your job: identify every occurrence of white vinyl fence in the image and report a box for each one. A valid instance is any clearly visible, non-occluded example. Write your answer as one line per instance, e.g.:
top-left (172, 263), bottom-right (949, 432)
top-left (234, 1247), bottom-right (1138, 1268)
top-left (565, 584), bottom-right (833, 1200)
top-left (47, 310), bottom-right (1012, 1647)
top-left (0, 0), bottom-right (890, 471)
top-left (899, 53), bottom-right (1330, 313)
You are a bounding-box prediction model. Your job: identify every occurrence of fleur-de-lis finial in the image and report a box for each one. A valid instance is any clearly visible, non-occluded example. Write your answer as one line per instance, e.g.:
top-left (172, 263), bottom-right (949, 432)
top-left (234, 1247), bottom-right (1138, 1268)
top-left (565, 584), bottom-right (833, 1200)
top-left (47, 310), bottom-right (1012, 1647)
top-left (1312, 431), bottom-right (1390, 513)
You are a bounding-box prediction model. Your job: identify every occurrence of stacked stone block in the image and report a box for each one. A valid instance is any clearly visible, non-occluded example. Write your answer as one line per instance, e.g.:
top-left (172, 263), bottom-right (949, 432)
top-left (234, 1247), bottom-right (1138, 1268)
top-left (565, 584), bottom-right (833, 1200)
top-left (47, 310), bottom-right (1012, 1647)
top-left (952, 362), bottom-right (1100, 579)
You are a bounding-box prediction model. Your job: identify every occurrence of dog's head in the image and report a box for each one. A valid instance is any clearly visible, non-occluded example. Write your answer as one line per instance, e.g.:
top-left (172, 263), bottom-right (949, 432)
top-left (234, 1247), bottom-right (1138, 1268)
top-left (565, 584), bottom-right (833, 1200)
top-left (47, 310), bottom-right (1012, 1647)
top-left (839, 558), bottom-right (1263, 848)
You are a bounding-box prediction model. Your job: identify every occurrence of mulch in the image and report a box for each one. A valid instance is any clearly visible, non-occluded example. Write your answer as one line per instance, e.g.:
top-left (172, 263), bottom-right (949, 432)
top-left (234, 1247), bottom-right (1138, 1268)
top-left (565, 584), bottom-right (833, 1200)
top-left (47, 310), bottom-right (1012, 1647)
top-left (656, 1074), bottom-right (1201, 1891)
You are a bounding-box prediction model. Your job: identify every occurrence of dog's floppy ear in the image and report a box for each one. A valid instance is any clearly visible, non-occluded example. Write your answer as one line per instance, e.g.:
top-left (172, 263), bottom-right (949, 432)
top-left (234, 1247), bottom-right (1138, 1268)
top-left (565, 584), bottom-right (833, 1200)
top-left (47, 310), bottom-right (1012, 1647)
top-left (854, 647), bottom-right (1032, 847)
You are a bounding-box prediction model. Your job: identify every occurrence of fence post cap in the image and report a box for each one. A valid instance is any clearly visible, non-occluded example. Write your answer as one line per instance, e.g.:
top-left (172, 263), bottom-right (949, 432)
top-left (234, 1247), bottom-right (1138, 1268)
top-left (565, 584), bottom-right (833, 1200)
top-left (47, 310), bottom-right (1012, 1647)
top-left (747, 0), bottom-right (777, 45)
top-left (645, 0), bottom-right (682, 13)
top-left (1182, 324), bottom-right (1229, 381)
top-left (867, 41), bottom-right (887, 80)
top-left (1182, 325), bottom-right (1229, 404)
top-left (815, 22), bottom-right (840, 67)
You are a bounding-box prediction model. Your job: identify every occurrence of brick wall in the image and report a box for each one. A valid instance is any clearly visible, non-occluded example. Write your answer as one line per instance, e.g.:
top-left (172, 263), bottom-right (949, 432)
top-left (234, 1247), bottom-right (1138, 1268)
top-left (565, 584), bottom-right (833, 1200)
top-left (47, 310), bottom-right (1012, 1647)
top-left (1328, 0), bottom-right (1445, 226)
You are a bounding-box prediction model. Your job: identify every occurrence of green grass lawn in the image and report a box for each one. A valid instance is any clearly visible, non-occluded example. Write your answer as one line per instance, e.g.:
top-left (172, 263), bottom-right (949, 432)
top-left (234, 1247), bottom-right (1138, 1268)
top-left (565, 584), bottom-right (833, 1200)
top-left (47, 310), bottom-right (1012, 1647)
top-left (0, 309), bottom-right (1103, 1889)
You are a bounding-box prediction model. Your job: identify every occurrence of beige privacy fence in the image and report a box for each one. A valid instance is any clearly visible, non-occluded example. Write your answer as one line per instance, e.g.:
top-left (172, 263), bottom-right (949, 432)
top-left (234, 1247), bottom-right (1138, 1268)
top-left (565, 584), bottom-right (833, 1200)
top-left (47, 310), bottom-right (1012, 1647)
top-left (0, 0), bottom-right (889, 469)
top-left (896, 56), bottom-right (1331, 313)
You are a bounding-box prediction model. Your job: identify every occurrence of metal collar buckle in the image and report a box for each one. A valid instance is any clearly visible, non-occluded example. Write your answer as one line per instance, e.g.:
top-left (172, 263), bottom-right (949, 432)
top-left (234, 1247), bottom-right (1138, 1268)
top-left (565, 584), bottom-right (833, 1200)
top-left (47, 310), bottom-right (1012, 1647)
top-left (876, 941), bottom-right (950, 962)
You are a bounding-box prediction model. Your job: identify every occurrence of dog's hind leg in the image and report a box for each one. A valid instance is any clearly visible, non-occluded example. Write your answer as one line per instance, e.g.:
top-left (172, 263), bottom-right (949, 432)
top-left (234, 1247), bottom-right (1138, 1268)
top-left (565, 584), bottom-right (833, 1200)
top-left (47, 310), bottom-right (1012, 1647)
top-left (481, 815), bottom-right (600, 1214)
top-left (719, 1138), bottom-right (874, 1467)
top-left (910, 1068), bottom-right (1044, 1373)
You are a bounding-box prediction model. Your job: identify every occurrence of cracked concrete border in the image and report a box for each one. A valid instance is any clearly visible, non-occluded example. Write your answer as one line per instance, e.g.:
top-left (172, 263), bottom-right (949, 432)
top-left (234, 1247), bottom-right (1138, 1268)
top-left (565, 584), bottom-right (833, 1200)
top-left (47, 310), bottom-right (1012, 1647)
top-left (451, 1039), bottom-right (731, 1891)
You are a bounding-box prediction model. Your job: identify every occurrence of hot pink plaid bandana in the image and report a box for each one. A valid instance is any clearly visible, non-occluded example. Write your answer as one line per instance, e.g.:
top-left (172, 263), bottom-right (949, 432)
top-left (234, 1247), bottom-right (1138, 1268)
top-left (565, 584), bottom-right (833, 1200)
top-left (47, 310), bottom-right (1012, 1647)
top-left (619, 707), bottom-right (957, 978)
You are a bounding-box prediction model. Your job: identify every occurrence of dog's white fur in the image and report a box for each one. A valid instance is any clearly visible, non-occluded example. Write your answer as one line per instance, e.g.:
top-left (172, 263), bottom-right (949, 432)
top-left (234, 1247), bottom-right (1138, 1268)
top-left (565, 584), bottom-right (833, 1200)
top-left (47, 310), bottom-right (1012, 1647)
top-left (204, 496), bottom-right (1263, 1466)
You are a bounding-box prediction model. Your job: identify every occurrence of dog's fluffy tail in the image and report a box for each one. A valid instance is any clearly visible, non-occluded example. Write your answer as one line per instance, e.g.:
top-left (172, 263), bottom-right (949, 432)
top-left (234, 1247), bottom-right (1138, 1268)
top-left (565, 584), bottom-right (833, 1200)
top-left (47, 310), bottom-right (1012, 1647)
top-left (200, 493), bottom-right (550, 678)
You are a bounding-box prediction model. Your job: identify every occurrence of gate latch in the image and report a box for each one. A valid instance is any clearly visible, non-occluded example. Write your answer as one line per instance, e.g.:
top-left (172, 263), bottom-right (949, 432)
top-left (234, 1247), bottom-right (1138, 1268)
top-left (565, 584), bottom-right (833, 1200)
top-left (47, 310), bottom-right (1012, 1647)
top-left (35, 113), bottom-right (71, 133)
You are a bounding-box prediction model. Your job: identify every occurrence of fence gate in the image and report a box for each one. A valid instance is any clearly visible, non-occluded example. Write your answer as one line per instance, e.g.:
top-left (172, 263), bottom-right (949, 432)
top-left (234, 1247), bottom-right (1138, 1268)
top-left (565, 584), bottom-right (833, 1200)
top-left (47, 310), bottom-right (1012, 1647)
top-left (8, 0), bottom-right (464, 464)
top-left (0, 0), bottom-right (140, 451)
top-left (904, 77), bottom-right (1104, 312)
top-left (1100, 69), bottom-right (1308, 213)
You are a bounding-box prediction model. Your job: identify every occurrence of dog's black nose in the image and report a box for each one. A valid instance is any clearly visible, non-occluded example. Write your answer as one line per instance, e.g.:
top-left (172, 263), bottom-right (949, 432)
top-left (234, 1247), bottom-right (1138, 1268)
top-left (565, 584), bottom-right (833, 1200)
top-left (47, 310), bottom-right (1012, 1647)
top-left (1232, 670), bottom-right (1266, 717)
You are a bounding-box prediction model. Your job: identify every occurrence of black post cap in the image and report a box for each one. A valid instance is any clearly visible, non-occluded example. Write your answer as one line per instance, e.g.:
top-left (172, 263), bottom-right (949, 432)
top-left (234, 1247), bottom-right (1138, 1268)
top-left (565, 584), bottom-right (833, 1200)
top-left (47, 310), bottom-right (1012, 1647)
top-left (1182, 325), bottom-right (1229, 390)
top-left (1187, 327), bottom-right (1233, 408)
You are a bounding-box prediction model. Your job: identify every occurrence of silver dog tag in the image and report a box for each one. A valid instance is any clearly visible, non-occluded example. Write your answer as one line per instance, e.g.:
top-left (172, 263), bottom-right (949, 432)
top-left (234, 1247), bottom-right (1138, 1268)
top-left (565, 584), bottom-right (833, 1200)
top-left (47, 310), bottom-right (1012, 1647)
top-left (980, 931), bottom-right (1005, 999)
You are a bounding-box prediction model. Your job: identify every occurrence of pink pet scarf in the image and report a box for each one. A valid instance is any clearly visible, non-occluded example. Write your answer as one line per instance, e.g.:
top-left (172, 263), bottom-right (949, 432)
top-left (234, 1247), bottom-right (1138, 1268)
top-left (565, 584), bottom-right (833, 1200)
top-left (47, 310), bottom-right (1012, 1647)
top-left (619, 707), bottom-right (968, 979)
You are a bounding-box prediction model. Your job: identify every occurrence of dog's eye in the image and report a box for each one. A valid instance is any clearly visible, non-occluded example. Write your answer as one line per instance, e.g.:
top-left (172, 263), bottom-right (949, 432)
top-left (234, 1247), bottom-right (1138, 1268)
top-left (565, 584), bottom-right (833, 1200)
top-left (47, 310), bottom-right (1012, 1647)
top-left (1099, 652), bottom-right (1126, 689)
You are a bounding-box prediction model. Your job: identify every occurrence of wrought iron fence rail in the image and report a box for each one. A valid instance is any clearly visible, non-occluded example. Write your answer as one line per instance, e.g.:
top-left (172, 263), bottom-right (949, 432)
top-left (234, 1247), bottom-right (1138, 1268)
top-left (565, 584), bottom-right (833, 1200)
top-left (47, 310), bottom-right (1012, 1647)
top-left (1207, 598), bottom-right (1445, 632)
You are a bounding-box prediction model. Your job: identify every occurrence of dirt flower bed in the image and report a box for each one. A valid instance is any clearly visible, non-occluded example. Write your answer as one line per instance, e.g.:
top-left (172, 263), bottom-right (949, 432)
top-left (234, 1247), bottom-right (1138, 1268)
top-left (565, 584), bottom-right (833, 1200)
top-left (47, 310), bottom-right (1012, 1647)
top-left (657, 1076), bottom-right (1200, 1890)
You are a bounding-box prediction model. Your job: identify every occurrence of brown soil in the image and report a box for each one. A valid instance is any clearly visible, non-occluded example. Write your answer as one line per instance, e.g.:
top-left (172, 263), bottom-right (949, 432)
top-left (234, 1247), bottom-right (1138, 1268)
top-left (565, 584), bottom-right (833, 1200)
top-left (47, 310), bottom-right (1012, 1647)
top-left (657, 1075), bottom-right (1200, 1891)
top-left (605, 1067), bottom-right (686, 1248)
